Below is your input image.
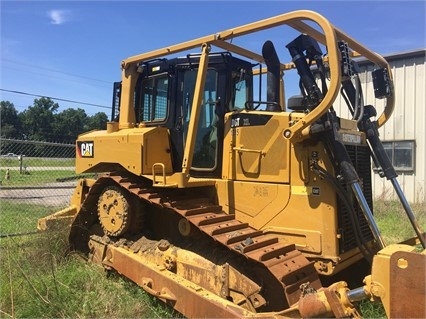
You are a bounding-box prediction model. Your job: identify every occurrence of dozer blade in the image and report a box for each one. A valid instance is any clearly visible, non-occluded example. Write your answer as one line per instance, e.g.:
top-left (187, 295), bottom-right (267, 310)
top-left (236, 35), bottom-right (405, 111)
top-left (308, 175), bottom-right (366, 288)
top-left (37, 178), bottom-right (96, 233)
top-left (37, 205), bottom-right (78, 231)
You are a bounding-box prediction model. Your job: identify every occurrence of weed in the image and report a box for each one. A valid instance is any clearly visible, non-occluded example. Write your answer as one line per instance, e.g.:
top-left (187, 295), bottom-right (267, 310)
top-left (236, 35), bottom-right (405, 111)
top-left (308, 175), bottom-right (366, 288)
top-left (0, 233), bottom-right (178, 318)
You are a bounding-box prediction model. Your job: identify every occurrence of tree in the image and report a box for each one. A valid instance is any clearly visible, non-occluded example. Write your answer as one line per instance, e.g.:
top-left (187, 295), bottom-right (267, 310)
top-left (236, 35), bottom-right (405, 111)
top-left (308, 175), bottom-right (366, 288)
top-left (53, 108), bottom-right (88, 142)
top-left (0, 101), bottom-right (21, 138)
top-left (2, 98), bottom-right (109, 142)
top-left (19, 97), bottom-right (59, 140)
top-left (86, 112), bottom-right (108, 131)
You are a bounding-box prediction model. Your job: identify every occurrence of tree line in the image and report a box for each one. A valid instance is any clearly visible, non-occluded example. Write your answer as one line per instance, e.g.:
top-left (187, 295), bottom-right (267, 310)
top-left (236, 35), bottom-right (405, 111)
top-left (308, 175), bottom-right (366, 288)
top-left (1, 97), bottom-right (109, 143)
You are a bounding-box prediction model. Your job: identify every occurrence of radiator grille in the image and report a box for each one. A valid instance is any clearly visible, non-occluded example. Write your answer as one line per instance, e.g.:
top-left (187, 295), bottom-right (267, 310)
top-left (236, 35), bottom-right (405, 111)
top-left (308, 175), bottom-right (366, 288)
top-left (337, 145), bottom-right (374, 253)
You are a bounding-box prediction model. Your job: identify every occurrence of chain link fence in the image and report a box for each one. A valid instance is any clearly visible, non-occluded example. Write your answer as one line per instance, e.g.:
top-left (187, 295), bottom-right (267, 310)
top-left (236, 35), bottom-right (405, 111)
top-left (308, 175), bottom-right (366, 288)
top-left (0, 138), bottom-right (80, 237)
top-left (0, 138), bottom-right (184, 318)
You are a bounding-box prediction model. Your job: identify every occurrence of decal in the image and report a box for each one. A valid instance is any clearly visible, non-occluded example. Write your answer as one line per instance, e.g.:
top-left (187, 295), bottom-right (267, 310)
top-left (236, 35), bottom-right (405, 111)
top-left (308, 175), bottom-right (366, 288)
top-left (77, 141), bottom-right (94, 158)
top-left (342, 133), bottom-right (361, 144)
top-left (312, 187), bottom-right (320, 196)
top-left (253, 186), bottom-right (269, 197)
top-left (230, 113), bottom-right (272, 128)
top-left (291, 185), bottom-right (320, 196)
top-left (231, 117), bottom-right (241, 127)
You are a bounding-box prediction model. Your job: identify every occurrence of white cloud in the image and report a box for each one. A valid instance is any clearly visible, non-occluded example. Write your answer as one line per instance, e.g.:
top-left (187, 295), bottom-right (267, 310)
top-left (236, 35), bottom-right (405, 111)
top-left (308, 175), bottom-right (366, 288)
top-left (47, 10), bottom-right (70, 25)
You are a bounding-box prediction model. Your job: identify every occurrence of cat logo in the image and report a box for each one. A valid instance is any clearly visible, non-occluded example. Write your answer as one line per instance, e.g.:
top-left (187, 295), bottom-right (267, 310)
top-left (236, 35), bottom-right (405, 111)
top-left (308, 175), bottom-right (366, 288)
top-left (77, 141), bottom-right (94, 158)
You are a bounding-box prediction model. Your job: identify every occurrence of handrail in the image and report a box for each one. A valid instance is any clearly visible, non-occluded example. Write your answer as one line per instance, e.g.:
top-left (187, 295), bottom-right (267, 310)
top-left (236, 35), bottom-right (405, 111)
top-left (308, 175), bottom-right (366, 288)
top-left (152, 163), bottom-right (166, 186)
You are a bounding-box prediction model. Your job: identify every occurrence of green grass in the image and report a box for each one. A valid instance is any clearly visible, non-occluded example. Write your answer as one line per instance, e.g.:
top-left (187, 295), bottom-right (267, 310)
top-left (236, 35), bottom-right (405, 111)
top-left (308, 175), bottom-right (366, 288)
top-left (0, 234), bottom-right (177, 318)
top-left (0, 157), bottom-right (75, 168)
top-left (358, 299), bottom-right (386, 319)
top-left (0, 200), bottom-right (424, 318)
top-left (374, 201), bottom-right (426, 244)
top-left (0, 201), bottom-right (59, 234)
top-left (0, 169), bottom-right (82, 186)
top-left (0, 202), bottom-right (179, 318)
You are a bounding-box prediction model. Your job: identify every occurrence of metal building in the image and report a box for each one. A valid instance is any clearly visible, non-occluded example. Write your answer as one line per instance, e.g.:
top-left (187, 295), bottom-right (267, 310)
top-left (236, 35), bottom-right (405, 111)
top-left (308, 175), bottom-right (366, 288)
top-left (334, 49), bottom-right (426, 204)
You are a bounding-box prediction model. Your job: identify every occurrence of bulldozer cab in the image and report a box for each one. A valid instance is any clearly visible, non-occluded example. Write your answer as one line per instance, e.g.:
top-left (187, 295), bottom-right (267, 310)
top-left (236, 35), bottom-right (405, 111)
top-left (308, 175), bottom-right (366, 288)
top-left (112, 54), bottom-right (253, 177)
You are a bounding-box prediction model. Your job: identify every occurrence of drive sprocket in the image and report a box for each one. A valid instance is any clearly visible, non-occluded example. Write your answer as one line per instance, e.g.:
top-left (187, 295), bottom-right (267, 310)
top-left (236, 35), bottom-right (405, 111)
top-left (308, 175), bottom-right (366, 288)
top-left (97, 185), bottom-right (133, 237)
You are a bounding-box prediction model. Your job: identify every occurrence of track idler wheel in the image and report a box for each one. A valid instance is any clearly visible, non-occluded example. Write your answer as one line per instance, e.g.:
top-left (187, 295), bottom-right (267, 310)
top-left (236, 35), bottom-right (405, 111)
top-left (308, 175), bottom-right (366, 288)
top-left (98, 185), bottom-right (134, 237)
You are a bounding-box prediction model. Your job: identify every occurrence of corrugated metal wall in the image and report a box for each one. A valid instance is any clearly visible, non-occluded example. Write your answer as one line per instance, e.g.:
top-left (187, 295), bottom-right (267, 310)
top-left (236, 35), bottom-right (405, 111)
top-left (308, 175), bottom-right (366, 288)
top-left (333, 50), bottom-right (425, 203)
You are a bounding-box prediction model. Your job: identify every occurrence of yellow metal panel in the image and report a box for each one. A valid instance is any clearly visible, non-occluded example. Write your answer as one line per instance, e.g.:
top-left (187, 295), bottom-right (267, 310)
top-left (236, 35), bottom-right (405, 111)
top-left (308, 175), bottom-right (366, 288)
top-left (220, 109), bottom-right (342, 259)
top-left (76, 127), bottom-right (172, 176)
top-left (215, 177), bottom-right (337, 257)
top-left (76, 129), bottom-right (141, 174)
top-left (369, 244), bottom-right (417, 317)
top-left (263, 227), bottom-right (322, 253)
top-left (142, 128), bottom-right (173, 175)
top-left (223, 111), bottom-right (291, 183)
top-left (216, 180), bottom-right (290, 230)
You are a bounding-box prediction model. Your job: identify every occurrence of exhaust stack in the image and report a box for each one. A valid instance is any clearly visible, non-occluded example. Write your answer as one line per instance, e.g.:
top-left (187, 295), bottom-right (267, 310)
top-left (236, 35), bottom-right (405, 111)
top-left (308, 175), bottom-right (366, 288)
top-left (262, 40), bottom-right (281, 111)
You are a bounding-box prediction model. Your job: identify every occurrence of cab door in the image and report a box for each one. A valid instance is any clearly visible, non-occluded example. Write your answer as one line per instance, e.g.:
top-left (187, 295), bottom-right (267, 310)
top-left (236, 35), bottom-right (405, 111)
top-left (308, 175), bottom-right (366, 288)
top-left (175, 67), bottom-right (221, 176)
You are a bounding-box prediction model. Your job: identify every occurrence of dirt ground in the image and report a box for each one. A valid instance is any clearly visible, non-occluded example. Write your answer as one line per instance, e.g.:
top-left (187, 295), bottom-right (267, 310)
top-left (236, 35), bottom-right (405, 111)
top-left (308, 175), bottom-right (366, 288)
top-left (0, 182), bottom-right (75, 207)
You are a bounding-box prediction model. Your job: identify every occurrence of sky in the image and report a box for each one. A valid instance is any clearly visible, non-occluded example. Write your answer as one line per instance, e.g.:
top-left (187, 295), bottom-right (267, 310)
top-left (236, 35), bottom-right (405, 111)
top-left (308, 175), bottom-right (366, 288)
top-left (1, 0), bottom-right (425, 117)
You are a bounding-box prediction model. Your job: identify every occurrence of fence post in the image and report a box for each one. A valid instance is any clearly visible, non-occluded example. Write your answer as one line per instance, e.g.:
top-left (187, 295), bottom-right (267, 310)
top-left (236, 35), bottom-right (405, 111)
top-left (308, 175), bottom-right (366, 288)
top-left (19, 155), bottom-right (23, 174)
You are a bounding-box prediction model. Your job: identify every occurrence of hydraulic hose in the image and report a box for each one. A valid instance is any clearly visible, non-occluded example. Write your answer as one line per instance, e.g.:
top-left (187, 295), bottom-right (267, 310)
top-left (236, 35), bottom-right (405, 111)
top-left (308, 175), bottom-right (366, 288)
top-left (311, 164), bottom-right (374, 261)
top-left (322, 111), bottom-right (386, 249)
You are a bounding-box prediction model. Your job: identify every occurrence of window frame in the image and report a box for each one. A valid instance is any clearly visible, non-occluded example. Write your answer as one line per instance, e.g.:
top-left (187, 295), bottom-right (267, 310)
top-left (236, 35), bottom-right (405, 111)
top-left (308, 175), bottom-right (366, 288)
top-left (375, 140), bottom-right (416, 172)
top-left (137, 72), bottom-right (170, 124)
top-left (231, 68), bottom-right (252, 111)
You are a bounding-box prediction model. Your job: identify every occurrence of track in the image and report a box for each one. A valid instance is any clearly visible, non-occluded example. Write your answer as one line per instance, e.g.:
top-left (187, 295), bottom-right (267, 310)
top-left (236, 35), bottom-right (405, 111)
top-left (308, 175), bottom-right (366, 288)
top-left (70, 172), bottom-right (322, 312)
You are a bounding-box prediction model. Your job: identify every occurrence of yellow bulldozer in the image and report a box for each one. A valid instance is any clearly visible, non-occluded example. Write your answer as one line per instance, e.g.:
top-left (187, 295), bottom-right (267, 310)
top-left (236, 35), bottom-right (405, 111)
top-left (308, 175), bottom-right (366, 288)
top-left (38, 10), bottom-right (425, 318)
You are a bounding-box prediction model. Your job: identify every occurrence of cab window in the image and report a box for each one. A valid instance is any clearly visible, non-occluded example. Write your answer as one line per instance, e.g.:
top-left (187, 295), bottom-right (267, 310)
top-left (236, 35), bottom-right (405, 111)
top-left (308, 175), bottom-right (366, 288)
top-left (231, 68), bottom-right (251, 111)
top-left (139, 74), bottom-right (168, 122)
top-left (182, 69), bottom-right (218, 170)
